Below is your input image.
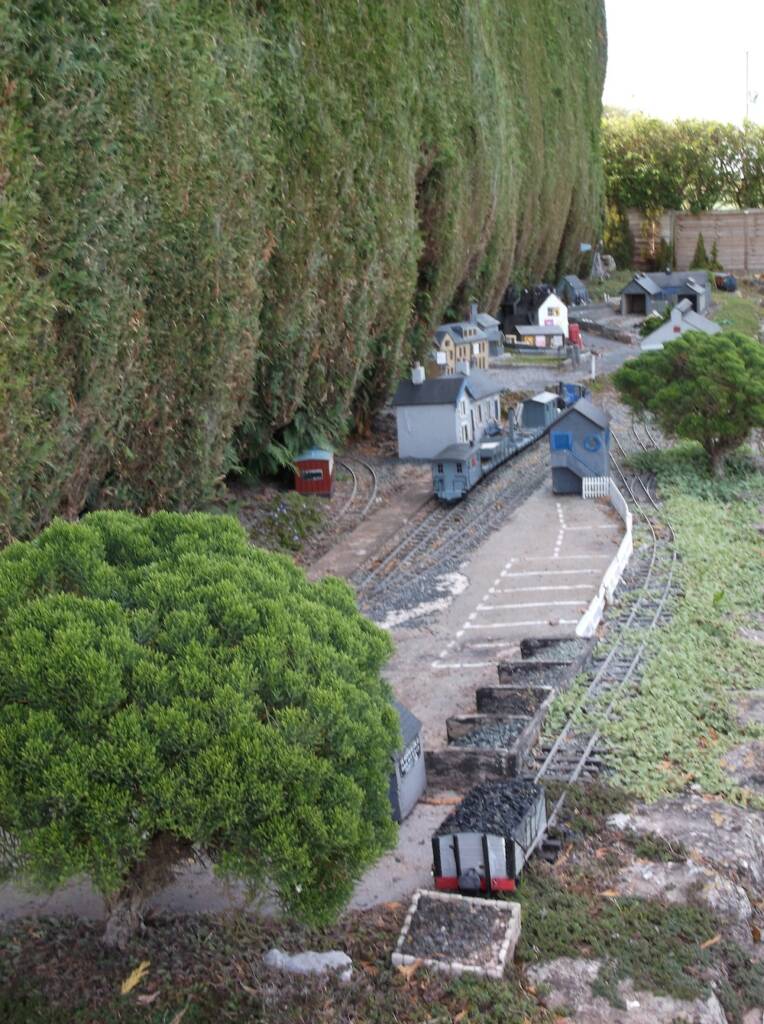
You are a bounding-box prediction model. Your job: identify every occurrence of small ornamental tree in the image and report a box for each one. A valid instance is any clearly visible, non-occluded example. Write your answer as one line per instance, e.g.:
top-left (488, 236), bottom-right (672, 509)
top-left (613, 330), bottom-right (764, 476)
top-left (0, 512), bottom-right (398, 948)
top-left (691, 232), bottom-right (710, 269)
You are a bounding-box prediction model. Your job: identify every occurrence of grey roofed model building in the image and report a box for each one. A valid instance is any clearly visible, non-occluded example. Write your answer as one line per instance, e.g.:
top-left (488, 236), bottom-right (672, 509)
top-left (555, 397), bottom-right (610, 430)
top-left (515, 323), bottom-right (566, 337)
top-left (394, 700), bottom-right (422, 748)
top-left (392, 370), bottom-right (500, 408)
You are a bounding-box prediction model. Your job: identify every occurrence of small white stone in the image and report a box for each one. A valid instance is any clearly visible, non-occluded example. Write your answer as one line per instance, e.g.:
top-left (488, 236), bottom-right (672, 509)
top-left (264, 948), bottom-right (353, 984)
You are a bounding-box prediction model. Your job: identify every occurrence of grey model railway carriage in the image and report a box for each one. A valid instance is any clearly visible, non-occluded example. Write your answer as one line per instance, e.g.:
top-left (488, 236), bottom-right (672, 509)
top-left (432, 780), bottom-right (547, 894)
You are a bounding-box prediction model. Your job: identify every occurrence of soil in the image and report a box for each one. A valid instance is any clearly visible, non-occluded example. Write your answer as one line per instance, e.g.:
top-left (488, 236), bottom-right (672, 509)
top-left (399, 894), bottom-right (508, 965)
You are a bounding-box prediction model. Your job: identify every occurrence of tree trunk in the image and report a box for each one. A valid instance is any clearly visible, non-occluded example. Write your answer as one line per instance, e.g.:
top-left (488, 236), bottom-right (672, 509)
top-left (101, 832), bottom-right (192, 949)
top-left (708, 445), bottom-right (726, 478)
top-left (103, 886), bottom-right (146, 950)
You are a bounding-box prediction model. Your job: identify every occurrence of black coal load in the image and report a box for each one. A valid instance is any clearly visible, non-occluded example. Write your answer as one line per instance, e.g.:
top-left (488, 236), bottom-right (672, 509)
top-left (435, 779), bottom-right (543, 840)
top-left (450, 720), bottom-right (527, 750)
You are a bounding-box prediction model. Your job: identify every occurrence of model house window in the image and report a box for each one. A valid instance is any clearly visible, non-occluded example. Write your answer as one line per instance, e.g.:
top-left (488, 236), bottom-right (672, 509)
top-left (462, 426), bottom-right (469, 442)
top-left (460, 400), bottom-right (466, 415)
top-left (456, 462), bottom-right (463, 473)
top-left (301, 469), bottom-right (324, 480)
top-left (478, 405), bottom-right (483, 422)
top-left (551, 433), bottom-right (572, 451)
top-left (437, 463), bottom-right (444, 473)
top-left (494, 400), bottom-right (499, 417)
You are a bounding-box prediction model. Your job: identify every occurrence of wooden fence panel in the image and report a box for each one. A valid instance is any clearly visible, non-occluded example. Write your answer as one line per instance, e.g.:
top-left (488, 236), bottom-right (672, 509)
top-left (626, 208), bottom-right (764, 272)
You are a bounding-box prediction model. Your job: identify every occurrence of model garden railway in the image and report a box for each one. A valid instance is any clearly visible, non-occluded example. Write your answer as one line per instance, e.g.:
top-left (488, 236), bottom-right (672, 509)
top-left (336, 457), bottom-right (379, 519)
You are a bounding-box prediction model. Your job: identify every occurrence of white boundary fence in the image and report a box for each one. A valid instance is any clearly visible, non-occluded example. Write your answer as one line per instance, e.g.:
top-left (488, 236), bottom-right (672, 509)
top-left (576, 480), bottom-right (633, 639)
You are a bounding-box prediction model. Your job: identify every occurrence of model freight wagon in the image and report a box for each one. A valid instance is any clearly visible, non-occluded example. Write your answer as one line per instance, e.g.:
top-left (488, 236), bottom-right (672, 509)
top-left (294, 448), bottom-right (334, 497)
top-left (432, 780), bottom-right (547, 894)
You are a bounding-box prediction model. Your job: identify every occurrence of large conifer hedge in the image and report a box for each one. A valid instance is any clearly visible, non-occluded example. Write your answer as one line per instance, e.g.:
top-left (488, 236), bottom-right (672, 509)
top-left (1, 1), bottom-right (606, 540)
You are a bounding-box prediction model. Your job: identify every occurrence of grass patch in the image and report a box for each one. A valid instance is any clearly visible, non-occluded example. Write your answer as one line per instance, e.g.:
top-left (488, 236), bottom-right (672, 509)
top-left (586, 269), bottom-right (634, 302)
top-left (516, 872), bottom-right (763, 1020)
top-left (711, 290), bottom-right (762, 336)
top-left (600, 443), bottom-right (764, 802)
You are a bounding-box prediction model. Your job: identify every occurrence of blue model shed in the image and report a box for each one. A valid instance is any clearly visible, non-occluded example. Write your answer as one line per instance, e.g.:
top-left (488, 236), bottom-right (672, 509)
top-left (521, 391), bottom-right (560, 430)
top-left (549, 399), bottom-right (611, 495)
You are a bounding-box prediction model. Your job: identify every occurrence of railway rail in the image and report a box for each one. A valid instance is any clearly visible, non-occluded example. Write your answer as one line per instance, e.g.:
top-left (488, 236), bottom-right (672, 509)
top-left (336, 457), bottom-right (379, 520)
top-left (352, 442), bottom-right (549, 607)
top-left (528, 424), bottom-right (676, 850)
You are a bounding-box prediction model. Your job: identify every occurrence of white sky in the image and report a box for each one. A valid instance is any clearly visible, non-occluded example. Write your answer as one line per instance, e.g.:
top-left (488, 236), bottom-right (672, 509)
top-left (604, 0), bottom-right (764, 125)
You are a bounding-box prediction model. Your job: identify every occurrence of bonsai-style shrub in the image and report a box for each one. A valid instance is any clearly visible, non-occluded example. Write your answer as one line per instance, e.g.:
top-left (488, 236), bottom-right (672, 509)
top-left (0, 512), bottom-right (398, 948)
top-left (614, 330), bottom-right (764, 476)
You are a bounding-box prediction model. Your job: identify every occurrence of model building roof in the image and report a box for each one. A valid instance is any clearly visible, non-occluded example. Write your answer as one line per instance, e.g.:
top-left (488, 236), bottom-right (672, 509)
top-left (556, 397), bottom-right (610, 429)
top-left (394, 700), bottom-right (422, 747)
top-left (392, 371), bottom-right (500, 408)
top-left (515, 324), bottom-right (566, 337)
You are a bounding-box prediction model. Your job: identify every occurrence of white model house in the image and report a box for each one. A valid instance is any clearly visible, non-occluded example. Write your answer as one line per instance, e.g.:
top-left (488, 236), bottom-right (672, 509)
top-left (392, 364), bottom-right (503, 460)
top-left (534, 290), bottom-right (569, 339)
top-left (640, 299), bottom-right (721, 352)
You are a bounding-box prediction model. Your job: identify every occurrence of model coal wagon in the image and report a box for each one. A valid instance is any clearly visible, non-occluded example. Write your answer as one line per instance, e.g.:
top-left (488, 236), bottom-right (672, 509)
top-left (432, 780), bottom-right (547, 895)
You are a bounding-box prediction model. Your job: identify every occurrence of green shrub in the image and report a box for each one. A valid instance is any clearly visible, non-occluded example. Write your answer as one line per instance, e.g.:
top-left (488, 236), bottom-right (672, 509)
top-left (613, 330), bottom-right (764, 476)
top-left (0, 511), bottom-right (398, 947)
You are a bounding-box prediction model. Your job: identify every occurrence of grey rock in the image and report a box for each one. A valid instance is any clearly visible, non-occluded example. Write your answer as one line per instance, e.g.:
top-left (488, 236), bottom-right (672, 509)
top-left (608, 796), bottom-right (764, 894)
top-left (733, 691), bottom-right (764, 729)
top-left (615, 861), bottom-right (752, 939)
top-left (723, 741), bottom-right (764, 795)
top-left (263, 948), bottom-right (352, 983)
top-left (742, 1010), bottom-right (764, 1024)
top-left (528, 956), bottom-right (728, 1023)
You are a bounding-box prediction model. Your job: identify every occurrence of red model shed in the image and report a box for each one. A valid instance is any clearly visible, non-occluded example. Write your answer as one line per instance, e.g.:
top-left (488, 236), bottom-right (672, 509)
top-left (294, 448), bottom-right (334, 497)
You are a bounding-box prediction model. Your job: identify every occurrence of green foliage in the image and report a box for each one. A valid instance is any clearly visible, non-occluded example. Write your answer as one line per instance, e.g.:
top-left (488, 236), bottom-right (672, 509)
top-left (712, 291), bottom-right (763, 336)
top-left (638, 306), bottom-right (671, 338)
top-left (254, 492), bottom-right (325, 552)
top-left (0, 511), bottom-right (398, 933)
top-left (603, 203), bottom-right (634, 269)
top-left (691, 232), bottom-right (710, 270)
top-left (518, 874), bottom-right (724, 1005)
top-left (613, 331), bottom-right (764, 473)
top-left (1, 1), bottom-right (607, 541)
top-left (603, 112), bottom-right (764, 214)
top-left (709, 239), bottom-right (723, 271)
top-left (600, 445), bottom-right (764, 802)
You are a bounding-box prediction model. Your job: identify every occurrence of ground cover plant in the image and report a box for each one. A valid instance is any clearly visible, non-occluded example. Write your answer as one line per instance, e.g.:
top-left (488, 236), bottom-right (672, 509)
top-left (712, 289), bottom-right (763, 337)
top-left (0, 511), bottom-right (398, 947)
top-left (596, 444), bottom-right (764, 802)
top-left (1, 0), bottom-right (606, 542)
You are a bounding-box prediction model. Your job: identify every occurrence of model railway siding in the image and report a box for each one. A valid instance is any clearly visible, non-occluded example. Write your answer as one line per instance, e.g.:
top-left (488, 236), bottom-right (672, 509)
top-left (336, 457), bottom-right (379, 520)
top-left (528, 427), bottom-right (678, 847)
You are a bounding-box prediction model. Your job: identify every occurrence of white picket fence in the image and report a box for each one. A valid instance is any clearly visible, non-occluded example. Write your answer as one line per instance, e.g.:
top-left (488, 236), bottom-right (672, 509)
top-left (582, 476), bottom-right (611, 499)
top-left (576, 479), bottom-right (634, 639)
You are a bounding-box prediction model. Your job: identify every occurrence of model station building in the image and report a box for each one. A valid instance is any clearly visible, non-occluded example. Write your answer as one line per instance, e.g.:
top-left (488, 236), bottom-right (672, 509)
top-left (549, 399), bottom-right (611, 495)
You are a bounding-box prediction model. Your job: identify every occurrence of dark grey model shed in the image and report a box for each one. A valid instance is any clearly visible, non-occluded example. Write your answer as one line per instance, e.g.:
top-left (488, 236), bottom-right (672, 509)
top-left (549, 399), bottom-right (610, 495)
top-left (557, 275), bottom-right (589, 305)
top-left (620, 270), bottom-right (711, 316)
top-left (389, 701), bottom-right (426, 822)
top-left (521, 391), bottom-right (559, 430)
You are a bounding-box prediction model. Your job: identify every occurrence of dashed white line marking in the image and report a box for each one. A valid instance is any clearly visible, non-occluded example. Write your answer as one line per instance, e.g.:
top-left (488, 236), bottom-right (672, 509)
top-left (456, 630), bottom-right (464, 638)
top-left (565, 524), bottom-right (620, 531)
top-left (477, 600), bottom-right (585, 611)
top-left (495, 584), bottom-right (594, 593)
top-left (464, 618), bottom-right (579, 631)
top-left (502, 568), bottom-right (602, 577)
top-left (431, 660), bottom-right (497, 669)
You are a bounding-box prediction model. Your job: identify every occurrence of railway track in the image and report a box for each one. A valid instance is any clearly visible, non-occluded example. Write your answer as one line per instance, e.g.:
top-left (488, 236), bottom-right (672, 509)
top-left (528, 426), bottom-right (677, 845)
top-left (352, 441), bottom-right (549, 606)
top-left (336, 457), bottom-right (379, 520)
